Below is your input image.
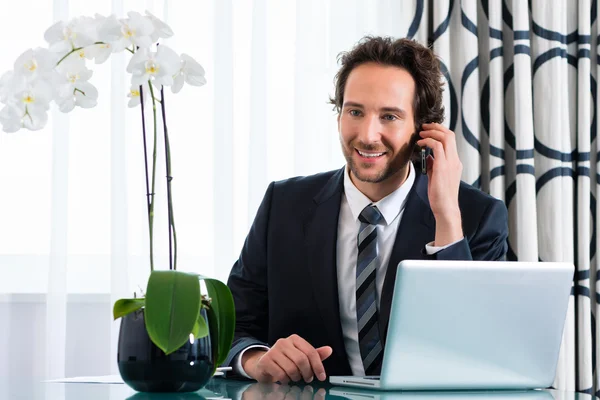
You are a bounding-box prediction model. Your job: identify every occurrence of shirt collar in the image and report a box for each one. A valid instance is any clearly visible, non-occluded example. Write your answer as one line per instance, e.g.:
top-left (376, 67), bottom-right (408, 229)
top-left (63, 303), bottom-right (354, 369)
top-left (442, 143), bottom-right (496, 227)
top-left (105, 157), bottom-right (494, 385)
top-left (343, 162), bottom-right (416, 226)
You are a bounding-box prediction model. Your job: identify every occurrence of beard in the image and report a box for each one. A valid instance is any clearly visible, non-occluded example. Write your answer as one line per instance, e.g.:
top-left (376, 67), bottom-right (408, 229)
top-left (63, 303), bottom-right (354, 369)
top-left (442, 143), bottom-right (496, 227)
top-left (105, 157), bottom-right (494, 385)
top-left (342, 134), bottom-right (418, 184)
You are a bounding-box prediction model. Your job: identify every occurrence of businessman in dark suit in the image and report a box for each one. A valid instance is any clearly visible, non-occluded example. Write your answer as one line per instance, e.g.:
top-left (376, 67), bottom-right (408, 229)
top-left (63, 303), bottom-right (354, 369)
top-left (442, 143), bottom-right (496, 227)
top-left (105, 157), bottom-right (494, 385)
top-left (224, 36), bottom-right (508, 384)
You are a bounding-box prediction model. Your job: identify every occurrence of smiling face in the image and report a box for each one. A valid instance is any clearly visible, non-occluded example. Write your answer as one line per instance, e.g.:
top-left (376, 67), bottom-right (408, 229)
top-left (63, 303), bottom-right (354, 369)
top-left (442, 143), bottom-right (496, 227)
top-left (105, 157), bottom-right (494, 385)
top-left (338, 62), bottom-right (418, 193)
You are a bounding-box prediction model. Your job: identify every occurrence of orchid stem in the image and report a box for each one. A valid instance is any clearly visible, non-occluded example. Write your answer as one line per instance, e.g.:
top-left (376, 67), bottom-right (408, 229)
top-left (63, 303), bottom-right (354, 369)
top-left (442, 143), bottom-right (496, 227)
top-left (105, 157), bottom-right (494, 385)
top-left (148, 81), bottom-right (159, 272)
top-left (155, 42), bottom-right (177, 271)
top-left (56, 42), bottom-right (113, 66)
top-left (160, 85), bottom-right (177, 271)
top-left (139, 82), bottom-right (154, 271)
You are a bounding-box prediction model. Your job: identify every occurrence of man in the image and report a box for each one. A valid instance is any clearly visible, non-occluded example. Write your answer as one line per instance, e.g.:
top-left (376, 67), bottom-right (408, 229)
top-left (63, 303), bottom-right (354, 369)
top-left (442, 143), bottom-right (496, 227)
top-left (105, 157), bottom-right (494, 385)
top-left (224, 36), bottom-right (508, 384)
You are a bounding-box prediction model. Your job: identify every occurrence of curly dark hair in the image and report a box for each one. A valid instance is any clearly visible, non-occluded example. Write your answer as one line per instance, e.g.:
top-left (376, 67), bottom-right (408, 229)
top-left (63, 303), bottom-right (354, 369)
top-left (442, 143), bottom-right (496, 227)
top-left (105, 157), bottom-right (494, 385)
top-left (329, 36), bottom-right (445, 131)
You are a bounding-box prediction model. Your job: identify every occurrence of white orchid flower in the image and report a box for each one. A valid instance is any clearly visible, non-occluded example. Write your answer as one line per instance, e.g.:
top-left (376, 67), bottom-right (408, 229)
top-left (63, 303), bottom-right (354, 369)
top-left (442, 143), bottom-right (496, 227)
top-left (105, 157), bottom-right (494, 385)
top-left (56, 81), bottom-right (98, 112)
top-left (127, 45), bottom-right (180, 87)
top-left (13, 48), bottom-right (57, 82)
top-left (0, 104), bottom-right (23, 133)
top-left (66, 14), bottom-right (114, 64)
top-left (14, 80), bottom-right (53, 113)
top-left (171, 53), bottom-right (206, 94)
top-left (100, 11), bottom-right (154, 53)
top-left (122, 11), bottom-right (155, 48)
top-left (89, 13), bottom-right (109, 42)
top-left (55, 57), bottom-right (93, 88)
top-left (0, 71), bottom-right (26, 103)
top-left (21, 102), bottom-right (48, 131)
top-left (72, 42), bottom-right (113, 65)
top-left (96, 14), bottom-right (122, 43)
top-left (54, 57), bottom-right (98, 112)
top-left (92, 14), bottom-right (125, 62)
top-left (145, 10), bottom-right (174, 42)
top-left (0, 102), bottom-right (48, 133)
top-left (2, 81), bottom-right (53, 131)
top-left (0, 11), bottom-right (208, 133)
top-left (44, 17), bottom-right (95, 54)
top-left (21, 108), bottom-right (48, 131)
top-left (127, 82), bottom-right (152, 108)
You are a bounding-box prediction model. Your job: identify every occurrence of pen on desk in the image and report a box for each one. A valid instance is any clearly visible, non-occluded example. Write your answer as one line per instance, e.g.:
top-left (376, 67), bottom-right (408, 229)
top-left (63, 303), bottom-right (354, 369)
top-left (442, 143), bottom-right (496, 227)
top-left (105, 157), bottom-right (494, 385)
top-left (216, 367), bottom-right (232, 372)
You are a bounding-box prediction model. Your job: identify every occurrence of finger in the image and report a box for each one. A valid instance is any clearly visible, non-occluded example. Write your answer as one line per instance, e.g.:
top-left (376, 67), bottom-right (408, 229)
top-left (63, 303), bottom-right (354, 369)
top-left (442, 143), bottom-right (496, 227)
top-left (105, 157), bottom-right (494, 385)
top-left (271, 350), bottom-right (303, 382)
top-left (284, 386), bottom-right (302, 400)
top-left (258, 383), bottom-right (286, 400)
top-left (266, 386), bottom-right (288, 400)
top-left (426, 155), bottom-right (434, 180)
top-left (271, 383), bottom-right (291, 395)
top-left (420, 128), bottom-right (458, 157)
top-left (260, 356), bottom-right (291, 384)
top-left (316, 346), bottom-right (333, 360)
top-left (291, 336), bottom-right (328, 381)
top-left (299, 385), bottom-right (315, 400)
top-left (421, 122), bottom-right (450, 134)
top-left (416, 137), bottom-right (446, 162)
top-left (254, 383), bottom-right (281, 394)
top-left (315, 388), bottom-right (327, 400)
top-left (419, 129), bottom-right (454, 149)
top-left (283, 344), bottom-right (315, 382)
top-left (419, 128), bottom-right (445, 142)
top-left (301, 386), bottom-right (314, 395)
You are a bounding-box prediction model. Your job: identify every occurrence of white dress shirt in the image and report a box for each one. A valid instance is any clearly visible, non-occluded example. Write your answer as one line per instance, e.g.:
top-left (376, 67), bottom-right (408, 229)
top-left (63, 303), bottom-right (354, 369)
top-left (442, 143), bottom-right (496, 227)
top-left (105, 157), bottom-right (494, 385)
top-left (336, 162), bottom-right (415, 376)
top-left (234, 163), bottom-right (459, 378)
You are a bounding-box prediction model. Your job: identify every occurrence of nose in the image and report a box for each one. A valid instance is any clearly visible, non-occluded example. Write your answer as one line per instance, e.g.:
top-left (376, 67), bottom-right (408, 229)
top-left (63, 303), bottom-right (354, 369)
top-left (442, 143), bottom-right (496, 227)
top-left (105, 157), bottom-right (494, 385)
top-left (357, 114), bottom-right (382, 144)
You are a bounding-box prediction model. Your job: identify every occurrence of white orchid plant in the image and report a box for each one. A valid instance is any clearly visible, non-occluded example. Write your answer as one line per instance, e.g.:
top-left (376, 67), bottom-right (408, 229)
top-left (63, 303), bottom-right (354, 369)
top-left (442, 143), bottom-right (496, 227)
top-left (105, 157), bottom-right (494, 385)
top-left (0, 11), bottom-right (205, 133)
top-left (0, 11), bottom-right (235, 367)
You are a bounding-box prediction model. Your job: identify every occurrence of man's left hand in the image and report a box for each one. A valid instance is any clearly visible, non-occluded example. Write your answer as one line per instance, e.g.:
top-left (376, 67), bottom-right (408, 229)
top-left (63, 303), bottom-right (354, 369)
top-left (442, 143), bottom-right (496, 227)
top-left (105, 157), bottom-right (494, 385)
top-left (417, 122), bottom-right (464, 247)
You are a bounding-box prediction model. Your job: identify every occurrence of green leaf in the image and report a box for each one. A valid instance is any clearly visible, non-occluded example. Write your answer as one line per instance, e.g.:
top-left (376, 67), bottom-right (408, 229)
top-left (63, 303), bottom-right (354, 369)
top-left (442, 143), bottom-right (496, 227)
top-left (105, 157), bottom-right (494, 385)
top-left (198, 275), bottom-right (236, 366)
top-left (145, 270), bottom-right (201, 355)
top-left (205, 304), bottom-right (220, 374)
top-left (192, 311), bottom-right (209, 339)
top-left (113, 298), bottom-right (145, 320)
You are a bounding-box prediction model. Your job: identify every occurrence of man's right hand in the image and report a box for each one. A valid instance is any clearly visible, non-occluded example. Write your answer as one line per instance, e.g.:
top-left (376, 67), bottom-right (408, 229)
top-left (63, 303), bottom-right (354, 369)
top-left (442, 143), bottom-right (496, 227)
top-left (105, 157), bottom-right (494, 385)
top-left (241, 334), bottom-right (333, 384)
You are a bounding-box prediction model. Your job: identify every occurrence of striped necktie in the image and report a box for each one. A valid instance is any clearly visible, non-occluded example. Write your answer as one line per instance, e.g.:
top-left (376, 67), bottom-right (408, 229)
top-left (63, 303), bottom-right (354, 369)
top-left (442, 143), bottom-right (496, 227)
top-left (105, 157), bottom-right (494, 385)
top-left (356, 204), bottom-right (384, 375)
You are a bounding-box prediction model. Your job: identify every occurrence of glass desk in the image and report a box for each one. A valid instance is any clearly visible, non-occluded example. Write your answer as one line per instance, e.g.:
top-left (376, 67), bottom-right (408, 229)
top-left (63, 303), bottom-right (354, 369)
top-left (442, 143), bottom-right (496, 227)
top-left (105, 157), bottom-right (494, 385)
top-left (2, 377), bottom-right (598, 400)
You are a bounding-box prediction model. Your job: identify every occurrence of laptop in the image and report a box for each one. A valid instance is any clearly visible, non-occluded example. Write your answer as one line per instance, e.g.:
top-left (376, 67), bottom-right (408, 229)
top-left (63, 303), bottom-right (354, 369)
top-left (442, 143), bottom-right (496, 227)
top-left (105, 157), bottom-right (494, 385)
top-left (328, 387), bottom-right (556, 400)
top-left (329, 260), bottom-right (574, 390)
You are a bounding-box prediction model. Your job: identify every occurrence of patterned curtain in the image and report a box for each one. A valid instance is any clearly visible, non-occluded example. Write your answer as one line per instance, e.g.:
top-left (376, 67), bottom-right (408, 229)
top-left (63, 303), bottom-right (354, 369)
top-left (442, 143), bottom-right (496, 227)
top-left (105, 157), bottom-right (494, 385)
top-left (404, 0), bottom-right (597, 394)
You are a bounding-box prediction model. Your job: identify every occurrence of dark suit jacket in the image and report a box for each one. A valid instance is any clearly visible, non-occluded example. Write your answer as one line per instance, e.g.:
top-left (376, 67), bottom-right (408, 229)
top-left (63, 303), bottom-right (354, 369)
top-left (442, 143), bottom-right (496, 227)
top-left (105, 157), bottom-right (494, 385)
top-left (224, 164), bottom-right (509, 376)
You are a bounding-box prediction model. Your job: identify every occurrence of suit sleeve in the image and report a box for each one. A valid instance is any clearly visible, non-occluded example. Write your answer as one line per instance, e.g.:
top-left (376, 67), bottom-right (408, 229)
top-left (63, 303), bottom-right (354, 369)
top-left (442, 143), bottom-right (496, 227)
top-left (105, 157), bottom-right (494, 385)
top-left (223, 182), bottom-right (274, 369)
top-left (433, 198), bottom-right (509, 261)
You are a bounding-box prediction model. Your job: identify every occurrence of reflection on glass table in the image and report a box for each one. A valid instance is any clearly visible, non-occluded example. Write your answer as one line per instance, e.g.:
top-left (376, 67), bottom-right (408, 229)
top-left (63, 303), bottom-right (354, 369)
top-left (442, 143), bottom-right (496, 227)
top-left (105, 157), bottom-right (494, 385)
top-left (3, 377), bottom-right (598, 400)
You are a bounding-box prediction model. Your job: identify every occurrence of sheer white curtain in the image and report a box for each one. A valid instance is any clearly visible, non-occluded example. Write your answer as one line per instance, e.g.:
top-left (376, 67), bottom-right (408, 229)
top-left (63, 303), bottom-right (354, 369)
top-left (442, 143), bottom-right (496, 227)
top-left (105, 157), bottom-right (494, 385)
top-left (0, 0), bottom-right (417, 389)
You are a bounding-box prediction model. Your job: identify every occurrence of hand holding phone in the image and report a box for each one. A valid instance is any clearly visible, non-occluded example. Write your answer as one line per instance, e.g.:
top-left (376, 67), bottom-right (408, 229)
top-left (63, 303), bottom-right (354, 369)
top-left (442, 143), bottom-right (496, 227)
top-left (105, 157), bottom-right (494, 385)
top-left (420, 146), bottom-right (432, 175)
top-left (416, 122), bottom-right (463, 218)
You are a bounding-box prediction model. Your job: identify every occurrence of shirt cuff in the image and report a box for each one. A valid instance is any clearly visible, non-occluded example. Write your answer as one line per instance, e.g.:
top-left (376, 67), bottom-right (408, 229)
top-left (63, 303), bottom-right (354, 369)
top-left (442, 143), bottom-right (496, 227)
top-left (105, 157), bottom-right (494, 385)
top-left (425, 237), bottom-right (464, 255)
top-left (233, 345), bottom-right (270, 379)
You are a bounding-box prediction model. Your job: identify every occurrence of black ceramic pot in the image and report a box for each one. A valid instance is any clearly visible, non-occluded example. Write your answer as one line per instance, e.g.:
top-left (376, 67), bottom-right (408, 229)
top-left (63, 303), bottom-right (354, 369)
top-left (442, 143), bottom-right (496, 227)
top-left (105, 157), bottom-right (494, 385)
top-left (117, 308), bottom-right (215, 392)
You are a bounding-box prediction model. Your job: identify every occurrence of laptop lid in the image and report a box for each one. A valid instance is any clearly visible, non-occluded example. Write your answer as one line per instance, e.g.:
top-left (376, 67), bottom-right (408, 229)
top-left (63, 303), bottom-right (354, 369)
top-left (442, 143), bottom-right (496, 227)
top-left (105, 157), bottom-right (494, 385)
top-left (377, 260), bottom-right (573, 390)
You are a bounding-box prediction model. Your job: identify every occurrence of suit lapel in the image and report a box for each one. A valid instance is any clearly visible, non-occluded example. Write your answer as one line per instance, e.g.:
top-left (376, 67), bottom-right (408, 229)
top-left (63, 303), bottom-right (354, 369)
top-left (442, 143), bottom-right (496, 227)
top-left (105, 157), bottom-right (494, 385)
top-left (379, 170), bottom-right (435, 343)
top-left (303, 167), bottom-right (350, 373)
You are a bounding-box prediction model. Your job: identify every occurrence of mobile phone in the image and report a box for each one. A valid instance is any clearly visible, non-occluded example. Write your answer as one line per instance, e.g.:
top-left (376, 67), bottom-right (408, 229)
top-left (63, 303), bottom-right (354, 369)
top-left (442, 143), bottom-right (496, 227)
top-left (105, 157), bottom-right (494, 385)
top-left (420, 146), bottom-right (432, 175)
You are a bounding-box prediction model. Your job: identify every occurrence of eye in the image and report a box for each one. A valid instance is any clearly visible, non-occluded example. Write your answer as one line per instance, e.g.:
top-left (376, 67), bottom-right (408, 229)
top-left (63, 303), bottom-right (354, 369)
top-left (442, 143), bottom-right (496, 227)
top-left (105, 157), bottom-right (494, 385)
top-left (382, 114), bottom-right (398, 121)
top-left (349, 109), bottom-right (362, 117)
